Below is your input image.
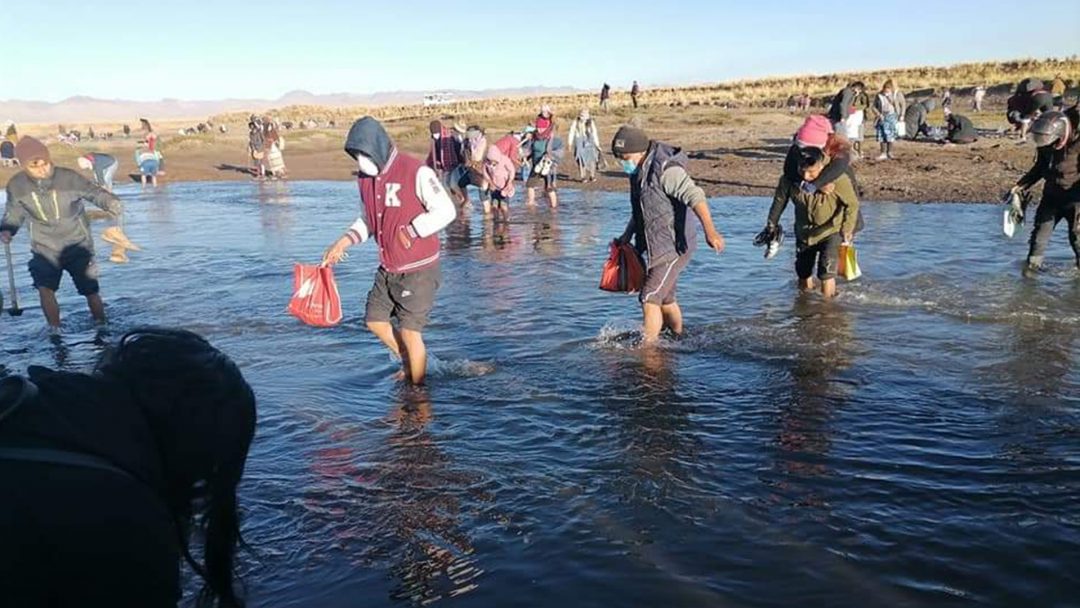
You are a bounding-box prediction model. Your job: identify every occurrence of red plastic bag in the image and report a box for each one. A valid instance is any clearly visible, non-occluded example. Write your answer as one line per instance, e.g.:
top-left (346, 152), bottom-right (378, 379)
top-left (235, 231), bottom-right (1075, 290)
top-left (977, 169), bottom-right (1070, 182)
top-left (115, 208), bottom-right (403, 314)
top-left (599, 241), bottom-right (646, 293)
top-left (288, 263), bottom-right (343, 327)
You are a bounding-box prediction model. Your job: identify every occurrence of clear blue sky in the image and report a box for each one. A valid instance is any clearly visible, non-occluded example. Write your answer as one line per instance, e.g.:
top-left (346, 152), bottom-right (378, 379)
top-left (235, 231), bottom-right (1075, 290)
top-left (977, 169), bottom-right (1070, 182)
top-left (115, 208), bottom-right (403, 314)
top-left (6, 0), bottom-right (1079, 101)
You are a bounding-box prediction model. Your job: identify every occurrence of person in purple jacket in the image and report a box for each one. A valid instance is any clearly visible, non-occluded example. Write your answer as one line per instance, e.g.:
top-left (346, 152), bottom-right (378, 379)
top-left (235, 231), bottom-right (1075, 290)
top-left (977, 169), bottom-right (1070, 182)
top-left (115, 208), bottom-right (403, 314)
top-left (322, 117), bottom-right (457, 385)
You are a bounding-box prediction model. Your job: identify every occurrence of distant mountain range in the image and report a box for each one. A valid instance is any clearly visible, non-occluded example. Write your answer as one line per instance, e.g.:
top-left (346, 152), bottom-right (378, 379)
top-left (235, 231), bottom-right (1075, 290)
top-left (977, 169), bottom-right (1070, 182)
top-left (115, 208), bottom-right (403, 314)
top-left (0, 87), bottom-right (583, 124)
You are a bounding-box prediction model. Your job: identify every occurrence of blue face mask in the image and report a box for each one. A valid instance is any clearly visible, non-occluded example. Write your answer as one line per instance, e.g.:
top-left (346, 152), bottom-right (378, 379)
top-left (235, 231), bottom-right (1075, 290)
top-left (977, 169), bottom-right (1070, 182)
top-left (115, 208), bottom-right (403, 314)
top-left (620, 159), bottom-right (638, 175)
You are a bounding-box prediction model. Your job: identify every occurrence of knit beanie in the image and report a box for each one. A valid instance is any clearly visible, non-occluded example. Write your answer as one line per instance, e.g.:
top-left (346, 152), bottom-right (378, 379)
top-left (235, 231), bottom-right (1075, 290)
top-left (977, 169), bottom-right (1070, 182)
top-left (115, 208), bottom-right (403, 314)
top-left (794, 115), bottom-right (833, 149)
top-left (15, 136), bottom-right (50, 165)
top-left (611, 126), bottom-right (649, 155)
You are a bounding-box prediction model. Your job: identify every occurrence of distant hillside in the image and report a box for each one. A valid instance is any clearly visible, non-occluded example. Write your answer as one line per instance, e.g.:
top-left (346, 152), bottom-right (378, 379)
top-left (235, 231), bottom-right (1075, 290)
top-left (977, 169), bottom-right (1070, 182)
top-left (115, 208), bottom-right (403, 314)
top-left (208, 57), bottom-right (1080, 128)
top-left (0, 86), bottom-right (582, 124)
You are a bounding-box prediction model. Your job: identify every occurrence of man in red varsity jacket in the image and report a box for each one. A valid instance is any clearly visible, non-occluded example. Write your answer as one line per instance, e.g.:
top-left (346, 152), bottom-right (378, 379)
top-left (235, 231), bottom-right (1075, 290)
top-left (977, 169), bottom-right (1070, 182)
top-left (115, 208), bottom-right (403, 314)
top-left (322, 117), bottom-right (457, 384)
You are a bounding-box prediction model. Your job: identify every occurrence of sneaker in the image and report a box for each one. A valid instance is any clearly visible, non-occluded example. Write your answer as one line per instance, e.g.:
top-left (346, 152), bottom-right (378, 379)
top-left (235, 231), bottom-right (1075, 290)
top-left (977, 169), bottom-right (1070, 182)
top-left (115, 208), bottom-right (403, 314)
top-left (875, 153), bottom-right (889, 161)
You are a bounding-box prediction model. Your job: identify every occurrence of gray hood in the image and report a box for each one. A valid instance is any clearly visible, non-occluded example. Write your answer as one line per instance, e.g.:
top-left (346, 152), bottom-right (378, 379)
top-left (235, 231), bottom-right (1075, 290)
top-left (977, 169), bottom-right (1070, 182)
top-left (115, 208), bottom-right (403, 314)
top-left (344, 117), bottom-right (394, 171)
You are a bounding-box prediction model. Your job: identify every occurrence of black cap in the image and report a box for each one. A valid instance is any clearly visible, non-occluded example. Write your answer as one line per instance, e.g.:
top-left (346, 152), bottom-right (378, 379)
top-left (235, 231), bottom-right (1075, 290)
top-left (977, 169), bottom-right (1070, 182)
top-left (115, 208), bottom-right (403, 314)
top-left (611, 126), bottom-right (649, 155)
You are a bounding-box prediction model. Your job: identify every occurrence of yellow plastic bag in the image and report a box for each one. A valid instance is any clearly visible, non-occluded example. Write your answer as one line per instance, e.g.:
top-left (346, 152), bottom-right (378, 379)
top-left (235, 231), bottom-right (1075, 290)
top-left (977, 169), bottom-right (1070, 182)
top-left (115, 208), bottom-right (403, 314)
top-left (838, 243), bottom-right (862, 281)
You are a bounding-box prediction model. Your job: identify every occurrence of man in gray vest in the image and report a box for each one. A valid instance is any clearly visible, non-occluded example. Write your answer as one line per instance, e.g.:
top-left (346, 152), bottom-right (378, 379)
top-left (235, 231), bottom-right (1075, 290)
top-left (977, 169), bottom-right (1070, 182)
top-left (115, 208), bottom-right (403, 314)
top-left (611, 126), bottom-right (725, 343)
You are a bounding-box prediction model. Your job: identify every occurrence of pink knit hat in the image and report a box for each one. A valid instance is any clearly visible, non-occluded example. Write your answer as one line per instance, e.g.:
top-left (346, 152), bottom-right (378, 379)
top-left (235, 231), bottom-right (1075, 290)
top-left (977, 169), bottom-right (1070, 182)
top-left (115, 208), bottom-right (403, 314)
top-left (795, 115), bottom-right (833, 148)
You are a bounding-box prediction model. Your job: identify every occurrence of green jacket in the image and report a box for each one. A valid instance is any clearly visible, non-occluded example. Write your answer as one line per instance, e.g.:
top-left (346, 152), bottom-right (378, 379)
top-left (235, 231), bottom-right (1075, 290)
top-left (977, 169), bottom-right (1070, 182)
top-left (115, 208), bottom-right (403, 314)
top-left (768, 171), bottom-right (860, 248)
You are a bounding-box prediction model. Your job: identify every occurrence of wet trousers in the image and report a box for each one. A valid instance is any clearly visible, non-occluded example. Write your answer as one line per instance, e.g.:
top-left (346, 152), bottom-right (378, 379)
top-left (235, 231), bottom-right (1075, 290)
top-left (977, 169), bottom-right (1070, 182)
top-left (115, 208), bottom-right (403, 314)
top-left (1027, 191), bottom-right (1080, 267)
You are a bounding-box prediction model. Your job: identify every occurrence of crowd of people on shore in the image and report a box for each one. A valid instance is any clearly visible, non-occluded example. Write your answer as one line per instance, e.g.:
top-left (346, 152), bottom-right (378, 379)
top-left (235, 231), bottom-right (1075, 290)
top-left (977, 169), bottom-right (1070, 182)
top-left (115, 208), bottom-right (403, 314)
top-left (820, 75), bottom-right (1073, 155)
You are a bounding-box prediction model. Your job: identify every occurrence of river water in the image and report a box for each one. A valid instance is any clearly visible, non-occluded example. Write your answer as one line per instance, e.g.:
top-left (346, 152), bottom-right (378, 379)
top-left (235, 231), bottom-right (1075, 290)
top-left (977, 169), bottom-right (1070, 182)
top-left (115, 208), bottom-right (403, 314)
top-left (2, 181), bottom-right (1078, 607)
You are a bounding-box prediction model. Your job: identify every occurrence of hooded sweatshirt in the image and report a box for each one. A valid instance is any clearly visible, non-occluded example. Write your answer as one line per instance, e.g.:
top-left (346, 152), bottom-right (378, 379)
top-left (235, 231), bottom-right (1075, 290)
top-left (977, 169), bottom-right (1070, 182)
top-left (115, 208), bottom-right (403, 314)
top-left (342, 117), bottom-right (456, 274)
top-left (484, 145), bottom-right (517, 198)
top-left (2, 167), bottom-right (122, 263)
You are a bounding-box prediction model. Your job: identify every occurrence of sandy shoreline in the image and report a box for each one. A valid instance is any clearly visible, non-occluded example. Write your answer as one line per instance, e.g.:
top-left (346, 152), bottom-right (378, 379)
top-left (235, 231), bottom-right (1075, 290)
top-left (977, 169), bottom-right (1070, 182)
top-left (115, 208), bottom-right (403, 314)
top-left (1, 106), bottom-right (1038, 204)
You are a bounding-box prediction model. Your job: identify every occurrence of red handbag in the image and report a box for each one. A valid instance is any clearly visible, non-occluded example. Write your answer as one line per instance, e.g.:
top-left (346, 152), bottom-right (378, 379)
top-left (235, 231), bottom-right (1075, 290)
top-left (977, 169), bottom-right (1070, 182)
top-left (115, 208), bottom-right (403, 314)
top-left (599, 241), bottom-right (646, 293)
top-left (288, 264), bottom-right (343, 327)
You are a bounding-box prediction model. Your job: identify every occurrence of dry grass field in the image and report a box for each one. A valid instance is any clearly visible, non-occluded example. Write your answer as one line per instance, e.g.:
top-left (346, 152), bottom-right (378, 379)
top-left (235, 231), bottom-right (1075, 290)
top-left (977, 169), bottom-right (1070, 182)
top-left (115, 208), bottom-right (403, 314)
top-left (3, 57), bottom-right (1076, 203)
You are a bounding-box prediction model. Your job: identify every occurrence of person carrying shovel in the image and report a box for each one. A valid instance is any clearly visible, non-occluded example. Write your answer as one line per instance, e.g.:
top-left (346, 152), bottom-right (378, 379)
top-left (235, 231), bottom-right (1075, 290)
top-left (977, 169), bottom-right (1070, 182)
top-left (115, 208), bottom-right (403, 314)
top-left (1, 137), bottom-right (139, 331)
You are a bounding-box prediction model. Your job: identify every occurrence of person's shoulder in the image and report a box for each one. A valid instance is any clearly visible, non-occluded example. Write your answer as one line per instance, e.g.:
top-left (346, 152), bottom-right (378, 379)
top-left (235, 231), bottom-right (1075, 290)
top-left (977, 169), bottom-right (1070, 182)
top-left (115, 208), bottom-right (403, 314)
top-left (52, 166), bottom-right (85, 183)
top-left (833, 173), bottom-right (858, 201)
top-left (6, 171), bottom-right (30, 190)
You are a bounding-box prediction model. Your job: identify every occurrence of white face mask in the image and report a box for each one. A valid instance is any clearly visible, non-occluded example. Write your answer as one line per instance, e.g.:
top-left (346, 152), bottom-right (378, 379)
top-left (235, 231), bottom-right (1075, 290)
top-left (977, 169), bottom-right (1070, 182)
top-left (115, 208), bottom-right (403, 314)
top-left (356, 155), bottom-right (379, 176)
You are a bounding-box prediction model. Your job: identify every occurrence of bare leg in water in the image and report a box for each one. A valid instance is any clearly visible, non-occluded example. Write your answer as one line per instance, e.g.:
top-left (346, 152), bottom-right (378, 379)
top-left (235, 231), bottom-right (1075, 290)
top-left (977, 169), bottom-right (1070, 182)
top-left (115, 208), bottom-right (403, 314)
top-left (661, 302), bottom-right (683, 335)
top-left (367, 320), bottom-right (407, 379)
top-left (399, 329), bottom-right (428, 385)
top-left (38, 287), bottom-right (61, 328)
top-left (86, 293), bottom-right (106, 324)
top-left (367, 321), bottom-right (428, 384)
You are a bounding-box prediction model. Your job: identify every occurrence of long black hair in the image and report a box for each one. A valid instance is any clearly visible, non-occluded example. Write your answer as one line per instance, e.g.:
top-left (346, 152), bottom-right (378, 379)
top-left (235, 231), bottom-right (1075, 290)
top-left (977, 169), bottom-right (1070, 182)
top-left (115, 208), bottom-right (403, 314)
top-left (96, 328), bottom-right (256, 607)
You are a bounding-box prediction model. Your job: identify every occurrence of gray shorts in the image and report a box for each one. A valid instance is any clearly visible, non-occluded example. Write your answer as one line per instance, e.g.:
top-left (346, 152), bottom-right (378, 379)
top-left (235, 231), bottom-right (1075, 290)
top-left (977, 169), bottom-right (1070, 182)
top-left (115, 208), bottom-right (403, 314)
top-left (365, 264), bottom-right (441, 331)
top-left (639, 253), bottom-right (691, 305)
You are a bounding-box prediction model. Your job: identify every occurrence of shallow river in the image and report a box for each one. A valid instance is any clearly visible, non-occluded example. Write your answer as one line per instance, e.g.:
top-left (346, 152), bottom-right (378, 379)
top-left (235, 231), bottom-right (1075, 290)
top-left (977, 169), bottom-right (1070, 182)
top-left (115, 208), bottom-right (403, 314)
top-left (2, 181), bottom-right (1078, 607)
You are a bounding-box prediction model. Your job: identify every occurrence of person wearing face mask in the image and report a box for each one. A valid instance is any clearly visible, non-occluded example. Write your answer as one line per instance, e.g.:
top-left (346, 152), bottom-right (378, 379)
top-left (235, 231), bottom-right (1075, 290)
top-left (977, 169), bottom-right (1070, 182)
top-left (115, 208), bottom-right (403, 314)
top-left (321, 117), bottom-right (457, 385)
top-left (1010, 108), bottom-right (1080, 275)
top-left (610, 126), bottom-right (725, 343)
top-left (1, 137), bottom-right (132, 331)
top-left (425, 120), bottom-right (463, 187)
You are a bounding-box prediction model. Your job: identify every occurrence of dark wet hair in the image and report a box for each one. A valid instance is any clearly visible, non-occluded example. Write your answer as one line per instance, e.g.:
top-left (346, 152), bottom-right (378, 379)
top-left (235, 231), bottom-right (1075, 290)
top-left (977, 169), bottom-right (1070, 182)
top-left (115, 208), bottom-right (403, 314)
top-left (798, 147), bottom-right (825, 173)
top-left (96, 327), bottom-right (256, 607)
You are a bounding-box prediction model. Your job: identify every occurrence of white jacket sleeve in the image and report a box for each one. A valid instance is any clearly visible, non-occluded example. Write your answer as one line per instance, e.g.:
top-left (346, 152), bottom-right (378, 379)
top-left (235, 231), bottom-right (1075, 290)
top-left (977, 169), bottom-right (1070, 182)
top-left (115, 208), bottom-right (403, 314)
top-left (410, 166), bottom-right (457, 237)
top-left (345, 215), bottom-right (369, 245)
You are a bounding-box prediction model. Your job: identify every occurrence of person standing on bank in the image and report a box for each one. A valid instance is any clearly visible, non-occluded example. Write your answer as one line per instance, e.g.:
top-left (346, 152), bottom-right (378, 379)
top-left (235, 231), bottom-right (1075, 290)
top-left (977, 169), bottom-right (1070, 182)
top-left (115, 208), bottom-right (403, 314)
top-left (1, 137), bottom-right (131, 330)
top-left (610, 126), bottom-right (726, 343)
top-left (568, 109), bottom-right (602, 183)
top-left (321, 117), bottom-right (457, 385)
top-left (873, 79), bottom-right (900, 160)
top-left (631, 80), bottom-right (641, 109)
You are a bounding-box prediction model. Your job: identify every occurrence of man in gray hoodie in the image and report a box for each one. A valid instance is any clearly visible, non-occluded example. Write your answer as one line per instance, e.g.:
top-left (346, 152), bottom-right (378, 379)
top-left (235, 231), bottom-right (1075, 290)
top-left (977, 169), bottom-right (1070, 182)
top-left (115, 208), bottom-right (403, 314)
top-left (1, 137), bottom-right (127, 330)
